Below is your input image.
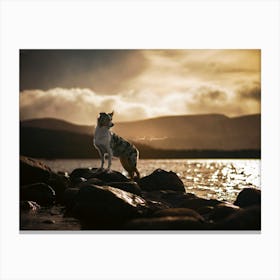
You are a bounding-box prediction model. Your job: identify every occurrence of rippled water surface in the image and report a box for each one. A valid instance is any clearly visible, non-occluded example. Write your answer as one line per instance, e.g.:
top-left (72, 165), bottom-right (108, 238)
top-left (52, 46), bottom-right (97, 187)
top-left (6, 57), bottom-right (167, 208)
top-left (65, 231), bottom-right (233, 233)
top-left (41, 158), bottom-right (261, 203)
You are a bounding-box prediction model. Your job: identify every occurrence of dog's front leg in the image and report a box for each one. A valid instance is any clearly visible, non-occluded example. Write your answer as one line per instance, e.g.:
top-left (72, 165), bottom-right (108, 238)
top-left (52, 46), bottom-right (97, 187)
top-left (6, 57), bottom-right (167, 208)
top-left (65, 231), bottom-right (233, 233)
top-left (96, 148), bottom-right (105, 169)
top-left (107, 148), bottom-right (113, 171)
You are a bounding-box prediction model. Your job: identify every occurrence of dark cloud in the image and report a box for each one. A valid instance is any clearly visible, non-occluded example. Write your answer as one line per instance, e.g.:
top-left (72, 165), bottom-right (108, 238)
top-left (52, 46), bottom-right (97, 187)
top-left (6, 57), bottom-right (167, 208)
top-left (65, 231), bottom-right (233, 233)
top-left (20, 50), bottom-right (147, 93)
top-left (193, 86), bottom-right (227, 104)
top-left (237, 83), bottom-right (261, 101)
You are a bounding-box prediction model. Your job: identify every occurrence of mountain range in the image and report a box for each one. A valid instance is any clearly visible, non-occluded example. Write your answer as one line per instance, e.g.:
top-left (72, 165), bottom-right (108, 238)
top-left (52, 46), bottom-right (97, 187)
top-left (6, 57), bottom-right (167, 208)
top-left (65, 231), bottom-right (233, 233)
top-left (20, 114), bottom-right (261, 158)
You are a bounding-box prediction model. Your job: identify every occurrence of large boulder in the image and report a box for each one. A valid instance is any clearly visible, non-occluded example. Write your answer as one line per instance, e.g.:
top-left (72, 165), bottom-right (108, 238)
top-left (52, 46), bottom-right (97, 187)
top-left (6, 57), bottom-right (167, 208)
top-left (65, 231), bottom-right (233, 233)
top-left (69, 168), bottom-right (97, 180)
top-left (215, 205), bottom-right (261, 230)
top-left (138, 169), bottom-right (185, 192)
top-left (153, 208), bottom-right (205, 222)
top-left (106, 182), bottom-right (142, 196)
top-left (125, 216), bottom-right (207, 230)
top-left (234, 188), bottom-right (261, 208)
top-left (209, 203), bottom-right (240, 222)
top-left (178, 197), bottom-right (221, 210)
top-left (70, 168), bottom-right (130, 184)
top-left (90, 169), bottom-right (131, 183)
top-left (20, 156), bottom-right (69, 202)
top-left (71, 184), bottom-right (148, 229)
top-left (20, 156), bottom-right (51, 185)
top-left (20, 183), bottom-right (55, 206)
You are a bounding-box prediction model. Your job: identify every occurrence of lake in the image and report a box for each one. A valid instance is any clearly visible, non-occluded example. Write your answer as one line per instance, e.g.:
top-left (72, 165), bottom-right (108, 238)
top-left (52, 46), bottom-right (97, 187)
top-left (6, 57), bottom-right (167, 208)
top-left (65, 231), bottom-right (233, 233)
top-left (40, 158), bottom-right (261, 203)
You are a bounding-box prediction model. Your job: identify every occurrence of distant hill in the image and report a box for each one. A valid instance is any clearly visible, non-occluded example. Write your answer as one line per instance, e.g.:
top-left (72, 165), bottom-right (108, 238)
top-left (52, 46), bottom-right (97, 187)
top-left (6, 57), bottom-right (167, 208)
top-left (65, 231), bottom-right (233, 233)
top-left (21, 118), bottom-right (93, 135)
top-left (20, 114), bottom-right (261, 158)
top-left (113, 114), bottom-right (260, 150)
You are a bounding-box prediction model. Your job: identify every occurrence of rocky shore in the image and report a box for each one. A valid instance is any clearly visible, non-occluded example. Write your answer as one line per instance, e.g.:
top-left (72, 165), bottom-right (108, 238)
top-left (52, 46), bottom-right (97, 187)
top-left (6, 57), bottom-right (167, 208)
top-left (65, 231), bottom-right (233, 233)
top-left (20, 156), bottom-right (261, 230)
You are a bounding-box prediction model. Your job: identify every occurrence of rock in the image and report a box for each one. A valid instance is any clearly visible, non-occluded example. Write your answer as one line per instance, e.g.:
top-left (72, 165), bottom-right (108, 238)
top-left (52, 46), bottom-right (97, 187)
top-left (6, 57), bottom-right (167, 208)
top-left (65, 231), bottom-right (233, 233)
top-left (196, 206), bottom-right (215, 216)
top-left (125, 216), bottom-right (207, 230)
top-left (209, 203), bottom-right (240, 222)
top-left (70, 168), bottom-right (96, 180)
top-left (91, 169), bottom-right (131, 183)
top-left (20, 156), bottom-right (51, 185)
top-left (153, 208), bottom-right (205, 222)
top-left (71, 177), bottom-right (87, 186)
top-left (234, 188), bottom-right (261, 208)
top-left (215, 205), bottom-right (261, 230)
top-left (70, 168), bottom-right (131, 184)
top-left (178, 197), bottom-right (221, 210)
top-left (20, 183), bottom-right (56, 206)
top-left (62, 188), bottom-right (80, 210)
top-left (20, 201), bottom-right (41, 211)
top-left (71, 184), bottom-right (148, 229)
top-left (20, 157), bottom-right (69, 202)
top-left (138, 169), bottom-right (185, 192)
top-left (48, 173), bottom-right (70, 202)
top-left (106, 182), bottom-right (142, 196)
top-left (42, 219), bottom-right (55, 224)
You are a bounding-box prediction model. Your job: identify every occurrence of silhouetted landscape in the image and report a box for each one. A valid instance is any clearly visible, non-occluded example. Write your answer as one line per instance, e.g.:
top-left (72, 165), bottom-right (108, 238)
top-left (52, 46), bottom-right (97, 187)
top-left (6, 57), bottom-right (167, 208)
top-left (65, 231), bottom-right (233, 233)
top-left (20, 113), bottom-right (260, 159)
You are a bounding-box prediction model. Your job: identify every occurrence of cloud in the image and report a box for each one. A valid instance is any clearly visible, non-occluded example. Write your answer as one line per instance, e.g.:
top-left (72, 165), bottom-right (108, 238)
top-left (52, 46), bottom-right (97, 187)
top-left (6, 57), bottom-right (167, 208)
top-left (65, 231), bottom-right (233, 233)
top-left (20, 50), bottom-right (147, 93)
top-left (237, 82), bottom-right (261, 101)
top-left (186, 84), bottom-right (260, 116)
top-left (20, 88), bottom-right (155, 124)
top-left (20, 50), bottom-right (261, 123)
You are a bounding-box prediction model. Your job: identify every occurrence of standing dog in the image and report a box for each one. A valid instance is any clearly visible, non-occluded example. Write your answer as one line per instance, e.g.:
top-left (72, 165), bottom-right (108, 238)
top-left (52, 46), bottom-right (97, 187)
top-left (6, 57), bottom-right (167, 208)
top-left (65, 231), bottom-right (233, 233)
top-left (93, 111), bottom-right (140, 179)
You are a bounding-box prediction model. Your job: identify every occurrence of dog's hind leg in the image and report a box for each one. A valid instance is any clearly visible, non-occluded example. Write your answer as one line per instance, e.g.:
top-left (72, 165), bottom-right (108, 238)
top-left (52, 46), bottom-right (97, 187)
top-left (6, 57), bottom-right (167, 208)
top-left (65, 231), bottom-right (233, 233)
top-left (120, 157), bottom-right (140, 180)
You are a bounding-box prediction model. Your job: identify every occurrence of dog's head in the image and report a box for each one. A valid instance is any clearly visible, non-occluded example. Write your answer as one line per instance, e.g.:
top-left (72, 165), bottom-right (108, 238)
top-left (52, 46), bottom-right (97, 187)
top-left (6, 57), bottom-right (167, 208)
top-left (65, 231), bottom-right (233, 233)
top-left (97, 111), bottom-right (114, 128)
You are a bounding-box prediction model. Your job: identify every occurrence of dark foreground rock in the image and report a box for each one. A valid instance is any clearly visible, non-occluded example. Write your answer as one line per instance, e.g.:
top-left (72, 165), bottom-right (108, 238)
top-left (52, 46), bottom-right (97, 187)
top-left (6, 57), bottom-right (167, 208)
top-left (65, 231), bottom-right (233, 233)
top-left (138, 169), bottom-right (185, 192)
top-left (20, 183), bottom-right (55, 206)
top-left (214, 205), bottom-right (261, 230)
top-left (234, 187), bottom-right (261, 208)
top-left (70, 168), bottom-right (130, 183)
top-left (125, 216), bottom-right (207, 230)
top-left (20, 156), bottom-right (51, 185)
top-left (69, 184), bottom-right (149, 229)
top-left (153, 208), bottom-right (205, 222)
top-left (19, 157), bottom-right (261, 231)
top-left (209, 203), bottom-right (240, 222)
top-left (20, 156), bottom-right (70, 203)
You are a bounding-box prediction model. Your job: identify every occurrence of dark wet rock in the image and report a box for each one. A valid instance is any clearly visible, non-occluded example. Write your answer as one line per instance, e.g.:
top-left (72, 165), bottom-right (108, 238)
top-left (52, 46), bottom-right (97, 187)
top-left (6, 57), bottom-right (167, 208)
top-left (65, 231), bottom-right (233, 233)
top-left (20, 201), bottom-right (41, 211)
top-left (71, 184), bottom-right (148, 229)
top-left (215, 205), bottom-right (261, 230)
top-left (106, 182), bottom-right (142, 196)
top-left (70, 168), bottom-right (96, 180)
top-left (42, 219), bottom-right (55, 224)
top-left (84, 178), bottom-right (105, 186)
top-left (178, 197), bottom-right (221, 210)
top-left (197, 206), bottom-right (215, 215)
top-left (20, 183), bottom-right (55, 206)
top-left (142, 190), bottom-right (195, 209)
top-left (90, 169), bottom-right (131, 183)
top-left (234, 188), bottom-right (261, 208)
top-left (70, 168), bottom-right (131, 184)
top-left (71, 176), bottom-right (87, 186)
top-left (138, 169), bottom-right (185, 192)
top-left (62, 188), bottom-right (80, 209)
top-left (20, 157), bottom-right (69, 203)
top-left (48, 173), bottom-right (70, 202)
top-left (20, 156), bottom-right (51, 185)
top-left (153, 208), bottom-right (205, 222)
top-left (125, 216), bottom-right (207, 230)
top-left (209, 203), bottom-right (240, 222)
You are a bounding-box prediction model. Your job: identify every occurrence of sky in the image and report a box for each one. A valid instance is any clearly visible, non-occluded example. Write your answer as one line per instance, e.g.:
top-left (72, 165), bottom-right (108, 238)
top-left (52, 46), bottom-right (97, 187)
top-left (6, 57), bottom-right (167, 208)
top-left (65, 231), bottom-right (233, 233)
top-left (20, 49), bottom-right (261, 125)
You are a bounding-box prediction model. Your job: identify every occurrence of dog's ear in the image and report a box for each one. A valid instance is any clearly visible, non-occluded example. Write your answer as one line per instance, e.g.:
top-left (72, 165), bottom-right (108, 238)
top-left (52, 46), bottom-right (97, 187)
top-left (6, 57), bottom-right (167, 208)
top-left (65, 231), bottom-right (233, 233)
top-left (109, 111), bottom-right (114, 117)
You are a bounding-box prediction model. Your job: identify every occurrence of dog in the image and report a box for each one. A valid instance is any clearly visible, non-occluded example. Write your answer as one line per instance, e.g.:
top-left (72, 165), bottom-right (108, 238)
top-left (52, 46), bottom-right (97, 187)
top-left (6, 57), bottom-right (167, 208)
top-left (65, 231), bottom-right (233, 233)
top-left (93, 111), bottom-right (140, 179)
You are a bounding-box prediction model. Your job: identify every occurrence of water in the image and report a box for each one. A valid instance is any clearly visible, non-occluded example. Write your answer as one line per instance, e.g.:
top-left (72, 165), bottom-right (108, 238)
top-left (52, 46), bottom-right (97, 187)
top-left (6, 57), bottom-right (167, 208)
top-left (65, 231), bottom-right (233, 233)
top-left (41, 158), bottom-right (260, 203)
